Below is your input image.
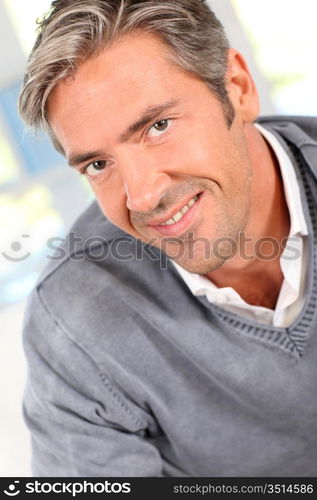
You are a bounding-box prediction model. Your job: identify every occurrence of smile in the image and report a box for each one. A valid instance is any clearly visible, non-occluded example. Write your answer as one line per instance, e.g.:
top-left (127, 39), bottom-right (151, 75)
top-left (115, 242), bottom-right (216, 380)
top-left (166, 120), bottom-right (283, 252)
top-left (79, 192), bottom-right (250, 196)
top-left (146, 191), bottom-right (204, 238)
top-left (159, 195), bottom-right (199, 226)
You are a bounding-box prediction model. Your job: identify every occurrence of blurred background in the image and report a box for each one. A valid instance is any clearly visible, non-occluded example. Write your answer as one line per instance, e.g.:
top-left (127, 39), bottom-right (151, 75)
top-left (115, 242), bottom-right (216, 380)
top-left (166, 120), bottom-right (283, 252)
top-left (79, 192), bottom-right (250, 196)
top-left (0, 0), bottom-right (316, 476)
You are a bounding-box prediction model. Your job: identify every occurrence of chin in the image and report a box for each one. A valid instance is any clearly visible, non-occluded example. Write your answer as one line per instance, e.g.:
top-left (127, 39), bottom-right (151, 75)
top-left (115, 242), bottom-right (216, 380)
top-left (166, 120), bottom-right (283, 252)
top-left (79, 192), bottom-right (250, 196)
top-left (172, 256), bottom-right (226, 275)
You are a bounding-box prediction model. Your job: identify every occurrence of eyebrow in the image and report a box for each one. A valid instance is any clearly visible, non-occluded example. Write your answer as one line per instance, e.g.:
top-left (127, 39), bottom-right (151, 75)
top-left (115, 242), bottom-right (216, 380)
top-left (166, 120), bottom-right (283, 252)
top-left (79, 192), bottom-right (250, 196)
top-left (118, 99), bottom-right (180, 142)
top-left (68, 99), bottom-right (180, 167)
top-left (68, 149), bottom-right (105, 168)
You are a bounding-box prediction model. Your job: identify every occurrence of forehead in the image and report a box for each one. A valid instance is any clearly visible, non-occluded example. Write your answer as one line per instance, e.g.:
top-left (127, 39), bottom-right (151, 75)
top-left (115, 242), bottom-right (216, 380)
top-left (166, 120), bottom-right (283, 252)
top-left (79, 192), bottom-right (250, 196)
top-left (48, 32), bottom-right (199, 109)
top-left (46, 32), bottom-right (211, 153)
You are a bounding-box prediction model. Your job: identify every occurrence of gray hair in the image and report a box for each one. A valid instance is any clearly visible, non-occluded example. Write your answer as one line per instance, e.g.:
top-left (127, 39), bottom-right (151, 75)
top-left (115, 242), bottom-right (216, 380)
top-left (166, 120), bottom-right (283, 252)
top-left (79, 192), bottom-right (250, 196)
top-left (19, 0), bottom-right (235, 140)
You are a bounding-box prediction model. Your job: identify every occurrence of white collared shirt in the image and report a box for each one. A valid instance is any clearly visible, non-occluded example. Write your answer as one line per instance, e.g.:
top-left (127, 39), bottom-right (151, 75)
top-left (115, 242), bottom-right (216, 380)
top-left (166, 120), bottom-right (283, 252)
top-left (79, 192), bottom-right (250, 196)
top-left (173, 124), bottom-right (308, 327)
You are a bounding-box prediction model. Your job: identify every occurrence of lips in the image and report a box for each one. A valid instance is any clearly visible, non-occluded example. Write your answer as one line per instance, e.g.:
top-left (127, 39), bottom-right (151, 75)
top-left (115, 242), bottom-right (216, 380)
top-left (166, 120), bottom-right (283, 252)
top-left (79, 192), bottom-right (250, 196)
top-left (145, 192), bottom-right (201, 227)
top-left (146, 191), bottom-right (203, 236)
top-left (159, 195), bottom-right (199, 225)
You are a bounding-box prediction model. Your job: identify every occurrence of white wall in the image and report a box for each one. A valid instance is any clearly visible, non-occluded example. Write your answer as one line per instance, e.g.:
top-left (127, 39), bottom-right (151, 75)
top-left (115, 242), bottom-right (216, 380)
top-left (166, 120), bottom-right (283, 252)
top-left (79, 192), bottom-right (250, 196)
top-left (0, 301), bottom-right (31, 476)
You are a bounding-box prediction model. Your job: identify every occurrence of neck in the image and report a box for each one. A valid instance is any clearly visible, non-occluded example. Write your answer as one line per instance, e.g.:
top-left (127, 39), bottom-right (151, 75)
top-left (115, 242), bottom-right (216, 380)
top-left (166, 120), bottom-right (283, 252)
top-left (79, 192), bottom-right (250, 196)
top-left (206, 123), bottom-right (290, 309)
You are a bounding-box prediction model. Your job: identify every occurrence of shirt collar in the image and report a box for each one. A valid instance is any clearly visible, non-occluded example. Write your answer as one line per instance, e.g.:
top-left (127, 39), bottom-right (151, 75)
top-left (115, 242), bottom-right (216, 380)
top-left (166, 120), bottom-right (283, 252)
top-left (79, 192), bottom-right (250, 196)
top-left (255, 123), bottom-right (308, 237)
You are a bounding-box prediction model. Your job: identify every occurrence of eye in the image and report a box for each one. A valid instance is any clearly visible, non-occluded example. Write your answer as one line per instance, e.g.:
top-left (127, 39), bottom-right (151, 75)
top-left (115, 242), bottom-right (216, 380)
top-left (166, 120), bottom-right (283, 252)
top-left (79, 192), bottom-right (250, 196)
top-left (85, 160), bottom-right (108, 176)
top-left (148, 119), bottom-right (171, 138)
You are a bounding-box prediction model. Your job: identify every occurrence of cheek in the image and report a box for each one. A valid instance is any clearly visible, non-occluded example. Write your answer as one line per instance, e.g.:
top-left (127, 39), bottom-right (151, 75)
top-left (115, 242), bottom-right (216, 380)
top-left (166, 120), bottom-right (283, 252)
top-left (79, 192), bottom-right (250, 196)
top-left (170, 124), bottom-right (237, 182)
top-left (91, 178), bottom-right (133, 232)
top-left (160, 132), bottom-right (218, 178)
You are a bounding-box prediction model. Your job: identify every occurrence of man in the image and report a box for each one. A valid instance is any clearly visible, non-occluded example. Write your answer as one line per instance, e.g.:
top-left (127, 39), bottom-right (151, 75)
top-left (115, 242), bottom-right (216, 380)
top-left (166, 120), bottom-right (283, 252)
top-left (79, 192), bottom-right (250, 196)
top-left (20, 0), bottom-right (317, 477)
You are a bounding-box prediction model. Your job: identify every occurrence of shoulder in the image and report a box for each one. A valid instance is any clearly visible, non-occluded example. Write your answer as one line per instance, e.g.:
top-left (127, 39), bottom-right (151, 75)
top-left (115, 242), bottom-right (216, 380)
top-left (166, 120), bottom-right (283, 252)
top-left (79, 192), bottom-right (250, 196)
top-left (38, 201), bottom-right (123, 283)
top-left (257, 115), bottom-right (317, 144)
top-left (37, 200), bottom-right (169, 286)
top-left (257, 116), bottom-right (317, 180)
top-left (25, 201), bottom-right (182, 348)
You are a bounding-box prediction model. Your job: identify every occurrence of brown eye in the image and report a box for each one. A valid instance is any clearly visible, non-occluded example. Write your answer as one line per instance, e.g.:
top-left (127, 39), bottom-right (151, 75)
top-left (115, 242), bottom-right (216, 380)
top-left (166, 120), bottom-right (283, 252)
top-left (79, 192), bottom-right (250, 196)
top-left (148, 119), bottom-right (171, 137)
top-left (154, 120), bottom-right (169, 131)
top-left (86, 160), bottom-right (107, 176)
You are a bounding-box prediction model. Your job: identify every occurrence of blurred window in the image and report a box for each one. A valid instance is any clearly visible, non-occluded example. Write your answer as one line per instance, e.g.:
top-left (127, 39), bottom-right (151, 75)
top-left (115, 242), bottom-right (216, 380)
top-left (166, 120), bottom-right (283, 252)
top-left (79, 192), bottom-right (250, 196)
top-left (0, 114), bottom-right (20, 187)
top-left (0, 82), bottom-right (63, 178)
top-left (0, 0), bottom-right (92, 307)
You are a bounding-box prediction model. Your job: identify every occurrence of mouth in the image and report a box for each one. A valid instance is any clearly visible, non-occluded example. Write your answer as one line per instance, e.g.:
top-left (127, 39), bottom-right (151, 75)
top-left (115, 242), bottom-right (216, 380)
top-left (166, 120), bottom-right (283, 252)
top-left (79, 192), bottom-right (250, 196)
top-left (148, 192), bottom-right (204, 236)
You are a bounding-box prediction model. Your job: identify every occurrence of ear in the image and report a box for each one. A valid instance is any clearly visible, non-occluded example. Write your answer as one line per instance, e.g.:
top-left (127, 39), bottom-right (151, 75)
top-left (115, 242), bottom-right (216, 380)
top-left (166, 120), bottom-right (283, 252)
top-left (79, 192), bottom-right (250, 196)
top-left (226, 48), bottom-right (260, 123)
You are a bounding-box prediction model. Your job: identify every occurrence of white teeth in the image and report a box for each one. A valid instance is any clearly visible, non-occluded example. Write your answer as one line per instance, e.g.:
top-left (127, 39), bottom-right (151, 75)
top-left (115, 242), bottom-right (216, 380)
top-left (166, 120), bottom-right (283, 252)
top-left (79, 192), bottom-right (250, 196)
top-left (181, 205), bottom-right (189, 215)
top-left (160, 195), bottom-right (199, 226)
top-left (172, 211), bottom-right (184, 223)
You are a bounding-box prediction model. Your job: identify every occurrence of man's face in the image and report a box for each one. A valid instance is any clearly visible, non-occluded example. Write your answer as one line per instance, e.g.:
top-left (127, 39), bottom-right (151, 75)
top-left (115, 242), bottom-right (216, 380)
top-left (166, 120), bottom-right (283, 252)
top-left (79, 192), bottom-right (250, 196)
top-left (48, 33), bottom-right (255, 274)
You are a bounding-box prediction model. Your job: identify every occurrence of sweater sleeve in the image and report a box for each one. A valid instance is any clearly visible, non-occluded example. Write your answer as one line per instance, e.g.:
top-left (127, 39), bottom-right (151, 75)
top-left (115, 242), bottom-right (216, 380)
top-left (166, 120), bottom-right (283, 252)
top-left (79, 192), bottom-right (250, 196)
top-left (22, 288), bottom-right (163, 477)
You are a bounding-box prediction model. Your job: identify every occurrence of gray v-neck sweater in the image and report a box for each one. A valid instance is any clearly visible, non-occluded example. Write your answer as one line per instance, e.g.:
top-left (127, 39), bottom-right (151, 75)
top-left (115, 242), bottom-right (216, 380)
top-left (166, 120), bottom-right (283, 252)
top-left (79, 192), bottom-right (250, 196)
top-left (23, 116), bottom-right (317, 477)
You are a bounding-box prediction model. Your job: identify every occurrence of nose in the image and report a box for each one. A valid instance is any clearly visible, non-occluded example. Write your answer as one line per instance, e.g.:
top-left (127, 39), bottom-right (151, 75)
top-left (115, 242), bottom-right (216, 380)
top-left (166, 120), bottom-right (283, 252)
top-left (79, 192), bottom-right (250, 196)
top-left (118, 148), bottom-right (172, 211)
top-left (125, 171), bottom-right (172, 212)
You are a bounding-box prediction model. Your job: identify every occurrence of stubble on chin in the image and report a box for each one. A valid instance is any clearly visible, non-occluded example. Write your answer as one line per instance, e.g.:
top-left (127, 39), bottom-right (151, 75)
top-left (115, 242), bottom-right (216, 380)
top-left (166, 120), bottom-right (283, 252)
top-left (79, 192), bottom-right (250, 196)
top-left (162, 199), bottom-right (250, 275)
